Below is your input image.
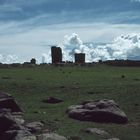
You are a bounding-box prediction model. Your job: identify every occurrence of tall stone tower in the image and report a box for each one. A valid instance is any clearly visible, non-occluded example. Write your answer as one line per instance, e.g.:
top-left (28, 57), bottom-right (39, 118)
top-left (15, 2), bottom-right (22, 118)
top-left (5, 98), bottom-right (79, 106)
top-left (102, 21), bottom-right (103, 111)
top-left (75, 53), bottom-right (85, 64)
top-left (51, 46), bottom-right (62, 64)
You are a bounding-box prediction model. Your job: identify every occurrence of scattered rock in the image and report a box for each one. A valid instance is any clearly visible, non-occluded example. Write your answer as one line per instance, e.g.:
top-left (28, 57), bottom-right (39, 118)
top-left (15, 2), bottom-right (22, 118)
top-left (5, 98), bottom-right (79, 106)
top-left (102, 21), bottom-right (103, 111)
top-left (121, 75), bottom-right (125, 78)
top-left (69, 136), bottom-right (81, 140)
top-left (85, 128), bottom-right (109, 136)
top-left (1, 76), bottom-right (12, 80)
top-left (0, 92), bottom-right (23, 112)
top-left (42, 129), bottom-right (50, 133)
top-left (17, 135), bottom-right (37, 140)
top-left (71, 86), bottom-right (79, 90)
top-left (0, 109), bottom-right (35, 140)
top-left (87, 91), bottom-right (101, 95)
top-left (26, 121), bottom-right (44, 133)
top-left (0, 109), bottom-right (17, 133)
top-left (87, 91), bottom-right (95, 94)
top-left (134, 103), bottom-right (139, 106)
top-left (105, 138), bottom-right (120, 140)
top-left (12, 112), bottom-right (25, 125)
top-left (60, 86), bottom-right (65, 89)
top-left (42, 97), bottom-right (63, 104)
top-left (133, 78), bottom-right (139, 81)
top-left (0, 92), bottom-right (12, 99)
top-left (0, 92), bottom-right (67, 140)
top-left (0, 92), bottom-right (37, 140)
top-left (3, 130), bottom-right (36, 140)
top-left (14, 130), bottom-right (36, 140)
top-left (0, 92), bottom-right (122, 140)
top-left (37, 133), bottom-right (67, 140)
top-left (67, 99), bottom-right (128, 124)
top-left (26, 78), bottom-right (33, 81)
top-left (74, 82), bottom-right (79, 85)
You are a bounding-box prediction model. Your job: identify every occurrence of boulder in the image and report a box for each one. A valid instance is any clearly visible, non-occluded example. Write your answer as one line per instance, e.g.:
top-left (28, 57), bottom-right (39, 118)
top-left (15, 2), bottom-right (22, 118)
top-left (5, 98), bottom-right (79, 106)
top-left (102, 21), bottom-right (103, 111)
top-left (37, 133), bottom-right (67, 140)
top-left (0, 92), bottom-right (22, 112)
top-left (0, 92), bottom-right (12, 98)
top-left (12, 112), bottom-right (25, 125)
top-left (2, 130), bottom-right (36, 140)
top-left (13, 130), bottom-right (36, 140)
top-left (0, 110), bottom-right (36, 140)
top-left (67, 99), bottom-right (128, 124)
top-left (26, 121), bottom-right (44, 133)
top-left (0, 109), bottom-right (18, 133)
top-left (0, 92), bottom-right (37, 140)
top-left (42, 97), bottom-right (63, 104)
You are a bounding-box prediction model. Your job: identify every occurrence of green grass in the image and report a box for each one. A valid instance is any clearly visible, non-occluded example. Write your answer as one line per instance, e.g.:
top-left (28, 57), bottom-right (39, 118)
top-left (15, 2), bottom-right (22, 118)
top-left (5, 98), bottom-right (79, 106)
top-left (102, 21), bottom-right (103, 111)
top-left (0, 65), bottom-right (140, 140)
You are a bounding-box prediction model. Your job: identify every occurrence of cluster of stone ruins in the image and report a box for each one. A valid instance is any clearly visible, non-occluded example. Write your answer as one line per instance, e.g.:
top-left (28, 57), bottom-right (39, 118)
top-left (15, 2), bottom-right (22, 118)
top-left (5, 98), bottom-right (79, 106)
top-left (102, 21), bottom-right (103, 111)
top-left (51, 46), bottom-right (85, 64)
top-left (50, 46), bottom-right (140, 66)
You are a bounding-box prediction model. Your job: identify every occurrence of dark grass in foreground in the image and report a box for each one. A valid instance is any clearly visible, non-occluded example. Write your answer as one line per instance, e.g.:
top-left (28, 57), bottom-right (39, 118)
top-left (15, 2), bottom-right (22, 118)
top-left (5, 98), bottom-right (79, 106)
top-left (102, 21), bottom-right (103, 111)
top-left (0, 65), bottom-right (140, 140)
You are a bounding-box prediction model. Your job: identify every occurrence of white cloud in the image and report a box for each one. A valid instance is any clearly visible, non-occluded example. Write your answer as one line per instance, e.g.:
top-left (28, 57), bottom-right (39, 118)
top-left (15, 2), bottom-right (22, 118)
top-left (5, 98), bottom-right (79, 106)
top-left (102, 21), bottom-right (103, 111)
top-left (0, 54), bottom-right (19, 64)
top-left (61, 33), bottom-right (140, 62)
top-left (41, 53), bottom-right (51, 63)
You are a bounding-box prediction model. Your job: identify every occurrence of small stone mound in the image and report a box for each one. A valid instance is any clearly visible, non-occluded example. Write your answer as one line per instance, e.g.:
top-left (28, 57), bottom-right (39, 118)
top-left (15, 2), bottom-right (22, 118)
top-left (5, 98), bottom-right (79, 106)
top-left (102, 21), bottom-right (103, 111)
top-left (42, 97), bottom-right (63, 104)
top-left (67, 99), bottom-right (128, 124)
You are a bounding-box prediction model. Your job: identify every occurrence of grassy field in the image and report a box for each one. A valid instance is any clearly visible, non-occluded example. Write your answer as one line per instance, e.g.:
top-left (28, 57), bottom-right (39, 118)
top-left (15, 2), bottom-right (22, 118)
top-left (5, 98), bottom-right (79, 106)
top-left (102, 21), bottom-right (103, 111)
top-left (0, 65), bottom-right (140, 140)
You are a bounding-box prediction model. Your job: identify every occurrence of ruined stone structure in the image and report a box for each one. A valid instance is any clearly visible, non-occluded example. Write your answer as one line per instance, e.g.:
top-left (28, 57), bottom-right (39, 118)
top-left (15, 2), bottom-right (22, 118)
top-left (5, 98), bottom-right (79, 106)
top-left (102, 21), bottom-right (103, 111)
top-left (75, 53), bottom-right (85, 64)
top-left (51, 46), bottom-right (62, 64)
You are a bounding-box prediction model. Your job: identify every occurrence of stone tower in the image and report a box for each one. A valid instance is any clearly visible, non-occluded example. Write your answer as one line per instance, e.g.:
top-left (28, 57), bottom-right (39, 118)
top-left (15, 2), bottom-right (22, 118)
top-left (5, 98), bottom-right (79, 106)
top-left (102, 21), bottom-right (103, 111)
top-left (51, 46), bottom-right (62, 64)
top-left (75, 53), bottom-right (85, 64)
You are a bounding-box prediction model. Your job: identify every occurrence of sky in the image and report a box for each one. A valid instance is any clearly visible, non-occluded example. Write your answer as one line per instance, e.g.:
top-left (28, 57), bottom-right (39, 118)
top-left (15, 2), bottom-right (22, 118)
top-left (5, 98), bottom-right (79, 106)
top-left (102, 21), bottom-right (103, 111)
top-left (0, 0), bottom-right (140, 63)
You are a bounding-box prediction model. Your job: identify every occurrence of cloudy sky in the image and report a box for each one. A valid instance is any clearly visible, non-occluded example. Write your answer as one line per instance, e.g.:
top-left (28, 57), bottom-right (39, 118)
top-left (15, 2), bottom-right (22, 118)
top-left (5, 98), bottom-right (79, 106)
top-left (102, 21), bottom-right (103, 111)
top-left (0, 0), bottom-right (140, 63)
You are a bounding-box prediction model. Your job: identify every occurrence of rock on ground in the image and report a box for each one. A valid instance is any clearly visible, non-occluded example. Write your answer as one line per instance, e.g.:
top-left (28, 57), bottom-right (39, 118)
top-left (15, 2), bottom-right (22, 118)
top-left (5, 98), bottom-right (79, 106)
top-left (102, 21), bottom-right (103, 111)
top-left (0, 109), bottom-right (21, 133)
top-left (68, 136), bottom-right (81, 140)
top-left (67, 99), bottom-right (128, 124)
top-left (2, 130), bottom-right (36, 140)
top-left (26, 121), bottom-right (44, 133)
top-left (0, 92), bottom-right (36, 140)
top-left (0, 109), bottom-right (34, 140)
top-left (42, 97), bottom-right (63, 104)
top-left (37, 133), bottom-right (67, 140)
top-left (103, 138), bottom-right (120, 140)
top-left (0, 92), bottom-right (22, 112)
top-left (85, 128), bottom-right (109, 136)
